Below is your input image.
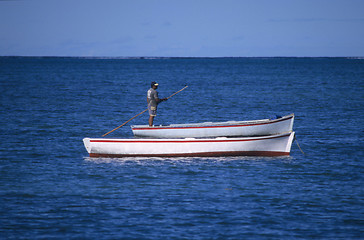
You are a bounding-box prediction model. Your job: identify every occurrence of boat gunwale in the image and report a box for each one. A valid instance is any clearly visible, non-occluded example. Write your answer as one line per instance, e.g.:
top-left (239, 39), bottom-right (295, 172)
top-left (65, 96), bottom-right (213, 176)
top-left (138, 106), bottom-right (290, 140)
top-left (88, 132), bottom-right (293, 144)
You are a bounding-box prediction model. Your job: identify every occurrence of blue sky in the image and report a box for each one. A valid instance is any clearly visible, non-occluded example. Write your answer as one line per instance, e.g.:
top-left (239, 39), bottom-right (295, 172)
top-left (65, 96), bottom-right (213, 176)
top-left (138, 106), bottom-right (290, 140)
top-left (0, 0), bottom-right (363, 57)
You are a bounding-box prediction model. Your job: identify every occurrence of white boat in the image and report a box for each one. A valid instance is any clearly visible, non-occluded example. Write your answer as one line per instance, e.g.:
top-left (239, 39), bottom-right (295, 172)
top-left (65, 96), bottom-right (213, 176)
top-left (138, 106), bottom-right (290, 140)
top-left (131, 113), bottom-right (294, 138)
top-left (83, 132), bottom-right (295, 158)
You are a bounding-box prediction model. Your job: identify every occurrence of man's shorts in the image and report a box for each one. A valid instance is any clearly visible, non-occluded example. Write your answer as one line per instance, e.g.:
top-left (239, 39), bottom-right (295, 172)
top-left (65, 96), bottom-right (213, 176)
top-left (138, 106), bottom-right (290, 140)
top-left (148, 105), bottom-right (157, 116)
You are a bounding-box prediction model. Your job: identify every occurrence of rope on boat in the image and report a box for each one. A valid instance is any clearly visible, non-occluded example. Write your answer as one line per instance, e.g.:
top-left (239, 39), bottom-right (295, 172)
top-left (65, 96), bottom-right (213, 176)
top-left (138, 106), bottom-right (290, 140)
top-left (294, 136), bottom-right (305, 156)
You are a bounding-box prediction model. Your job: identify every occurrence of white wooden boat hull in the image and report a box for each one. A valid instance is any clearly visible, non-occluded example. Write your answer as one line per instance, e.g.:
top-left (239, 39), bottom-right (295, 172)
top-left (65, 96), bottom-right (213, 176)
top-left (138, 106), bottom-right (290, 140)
top-left (131, 114), bottom-right (294, 138)
top-left (83, 132), bottom-right (295, 158)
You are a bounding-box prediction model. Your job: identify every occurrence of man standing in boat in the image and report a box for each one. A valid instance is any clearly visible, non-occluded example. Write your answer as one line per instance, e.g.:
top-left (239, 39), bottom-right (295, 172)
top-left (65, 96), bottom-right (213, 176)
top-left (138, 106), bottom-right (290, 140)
top-left (147, 81), bottom-right (167, 127)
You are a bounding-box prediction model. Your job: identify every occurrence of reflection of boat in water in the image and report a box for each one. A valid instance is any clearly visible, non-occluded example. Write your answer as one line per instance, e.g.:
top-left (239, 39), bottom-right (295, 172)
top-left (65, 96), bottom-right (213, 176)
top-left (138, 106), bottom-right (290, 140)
top-left (131, 114), bottom-right (294, 138)
top-left (83, 132), bottom-right (295, 158)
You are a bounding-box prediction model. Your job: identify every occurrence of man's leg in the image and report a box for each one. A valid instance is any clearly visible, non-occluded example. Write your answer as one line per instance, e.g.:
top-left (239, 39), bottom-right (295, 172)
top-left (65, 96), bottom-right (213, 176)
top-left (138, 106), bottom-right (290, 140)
top-left (149, 116), bottom-right (154, 127)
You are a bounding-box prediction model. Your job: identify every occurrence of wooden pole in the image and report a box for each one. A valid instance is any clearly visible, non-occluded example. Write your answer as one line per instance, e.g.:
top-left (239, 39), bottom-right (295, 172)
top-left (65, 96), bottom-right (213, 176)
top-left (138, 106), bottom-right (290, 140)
top-left (101, 109), bottom-right (148, 137)
top-left (165, 85), bottom-right (188, 99)
top-left (102, 85), bottom-right (188, 137)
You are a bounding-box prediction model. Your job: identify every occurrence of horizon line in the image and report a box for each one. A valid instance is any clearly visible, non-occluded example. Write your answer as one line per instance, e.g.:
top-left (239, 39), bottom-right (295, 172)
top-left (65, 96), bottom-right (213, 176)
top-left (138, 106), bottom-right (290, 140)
top-left (1, 55), bottom-right (363, 59)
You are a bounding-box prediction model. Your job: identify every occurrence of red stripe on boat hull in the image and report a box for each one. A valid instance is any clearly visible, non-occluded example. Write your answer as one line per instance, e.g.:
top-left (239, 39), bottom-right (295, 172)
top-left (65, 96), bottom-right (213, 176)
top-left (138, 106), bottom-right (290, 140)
top-left (89, 151), bottom-right (290, 158)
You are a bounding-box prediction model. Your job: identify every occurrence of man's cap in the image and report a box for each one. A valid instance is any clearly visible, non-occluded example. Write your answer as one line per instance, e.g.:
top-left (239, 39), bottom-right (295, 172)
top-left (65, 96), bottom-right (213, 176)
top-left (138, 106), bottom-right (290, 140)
top-left (151, 81), bottom-right (159, 86)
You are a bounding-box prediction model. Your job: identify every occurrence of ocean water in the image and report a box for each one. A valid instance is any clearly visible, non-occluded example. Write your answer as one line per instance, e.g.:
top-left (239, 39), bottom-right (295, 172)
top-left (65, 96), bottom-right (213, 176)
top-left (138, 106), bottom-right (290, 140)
top-left (0, 57), bottom-right (363, 239)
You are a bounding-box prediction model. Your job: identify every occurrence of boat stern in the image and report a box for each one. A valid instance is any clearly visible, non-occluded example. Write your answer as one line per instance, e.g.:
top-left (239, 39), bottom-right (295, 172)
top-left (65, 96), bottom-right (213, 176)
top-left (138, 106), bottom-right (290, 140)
top-left (286, 131), bottom-right (295, 153)
top-left (288, 113), bottom-right (295, 132)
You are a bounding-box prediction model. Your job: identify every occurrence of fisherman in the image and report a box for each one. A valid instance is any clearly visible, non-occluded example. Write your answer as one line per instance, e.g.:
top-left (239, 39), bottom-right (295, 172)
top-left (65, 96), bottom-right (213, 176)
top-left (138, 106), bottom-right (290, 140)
top-left (147, 81), bottom-right (167, 126)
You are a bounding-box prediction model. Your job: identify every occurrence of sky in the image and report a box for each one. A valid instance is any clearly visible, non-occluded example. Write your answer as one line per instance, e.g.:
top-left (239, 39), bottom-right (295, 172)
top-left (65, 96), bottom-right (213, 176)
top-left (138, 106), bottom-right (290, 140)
top-left (0, 0), bottom-right (363, 57)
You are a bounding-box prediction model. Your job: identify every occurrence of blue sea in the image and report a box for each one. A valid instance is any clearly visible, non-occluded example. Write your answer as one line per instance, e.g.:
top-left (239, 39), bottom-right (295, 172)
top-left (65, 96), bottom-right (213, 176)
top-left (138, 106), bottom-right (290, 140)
top-left (0, 57), bottom-right (363, 239)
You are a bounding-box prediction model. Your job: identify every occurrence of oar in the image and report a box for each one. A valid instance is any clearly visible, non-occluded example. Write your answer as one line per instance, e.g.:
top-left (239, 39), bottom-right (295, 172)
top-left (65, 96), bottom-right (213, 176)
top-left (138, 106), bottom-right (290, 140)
top-left (102, 85), bottom-right (188, 137)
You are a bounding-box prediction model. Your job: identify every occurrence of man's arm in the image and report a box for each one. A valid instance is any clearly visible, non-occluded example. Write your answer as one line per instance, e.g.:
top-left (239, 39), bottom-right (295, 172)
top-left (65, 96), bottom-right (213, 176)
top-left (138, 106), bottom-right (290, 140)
top-left (156, 97), bottom-right (167, 104)
top-left (155, 91), bottom-right (167, 104)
